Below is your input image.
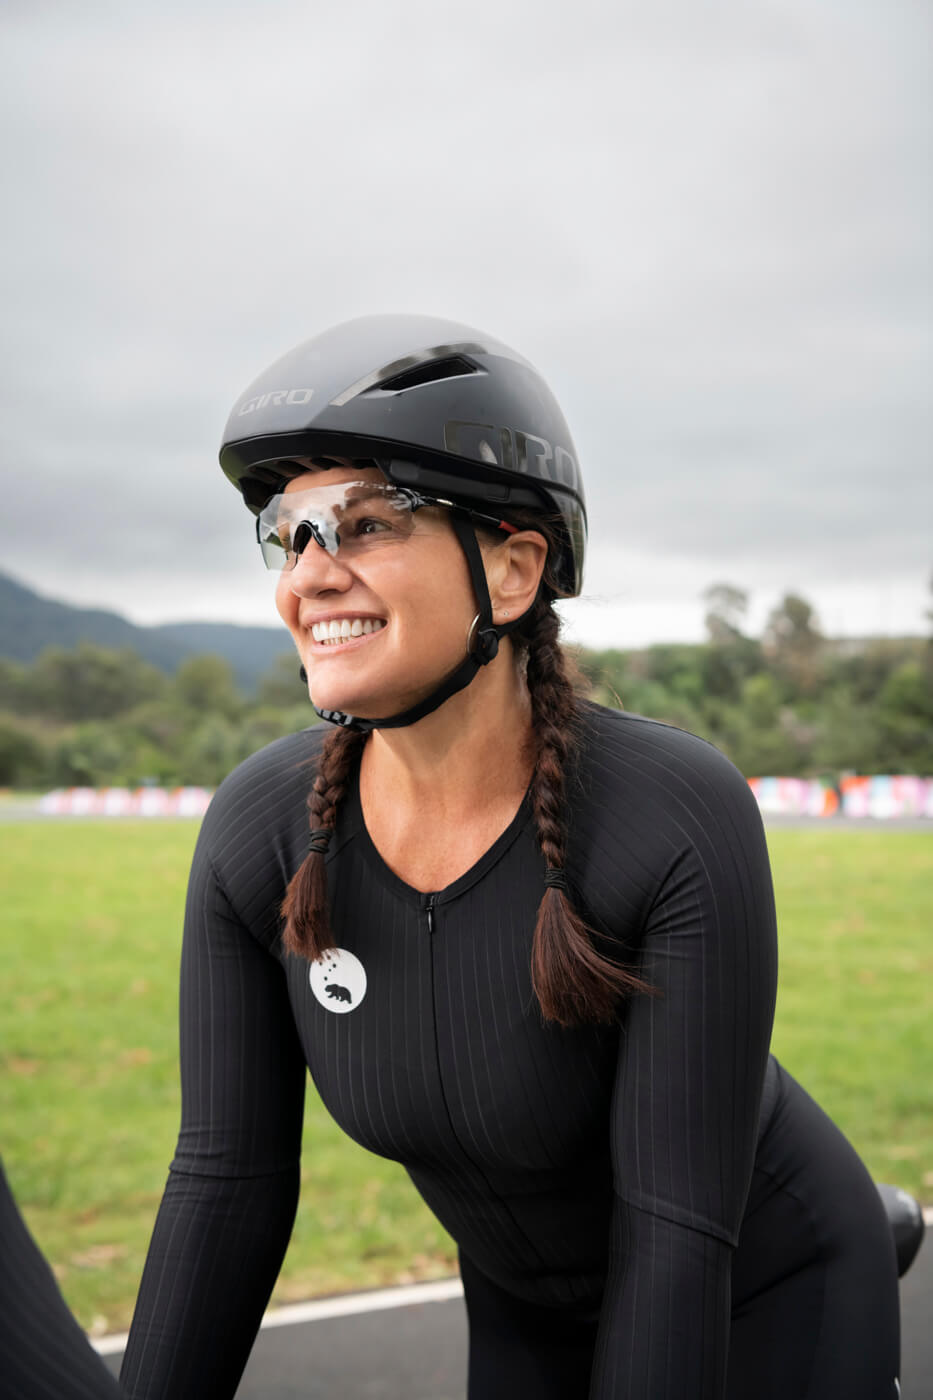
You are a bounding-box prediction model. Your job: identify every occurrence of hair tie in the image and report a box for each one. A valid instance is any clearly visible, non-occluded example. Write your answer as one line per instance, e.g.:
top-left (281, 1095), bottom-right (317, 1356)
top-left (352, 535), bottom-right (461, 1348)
top-left (543, 867), bottom-right (568, 893)
top-left (308, 828), bottom-right (332, 856)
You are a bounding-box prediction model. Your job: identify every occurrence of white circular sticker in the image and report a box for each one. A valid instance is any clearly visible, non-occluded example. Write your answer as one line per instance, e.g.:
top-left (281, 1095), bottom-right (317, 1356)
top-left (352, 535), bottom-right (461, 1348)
top-left (309, 948), bottom-right (367, 1014)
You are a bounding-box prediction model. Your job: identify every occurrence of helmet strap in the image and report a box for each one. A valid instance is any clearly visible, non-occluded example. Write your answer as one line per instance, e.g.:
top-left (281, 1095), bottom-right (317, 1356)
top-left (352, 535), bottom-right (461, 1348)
top-left (311, 512), bottom-right (526, 732)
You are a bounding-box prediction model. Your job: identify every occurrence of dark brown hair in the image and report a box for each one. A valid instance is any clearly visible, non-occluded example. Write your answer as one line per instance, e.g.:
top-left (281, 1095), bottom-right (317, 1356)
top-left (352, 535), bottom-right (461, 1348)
top-left (280, 517), bottom-right (651, 1027)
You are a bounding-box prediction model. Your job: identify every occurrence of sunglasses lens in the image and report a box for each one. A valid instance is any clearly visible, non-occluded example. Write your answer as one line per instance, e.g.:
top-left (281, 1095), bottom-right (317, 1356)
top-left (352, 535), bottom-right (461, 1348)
top-left (258, 535), bottom-right (290, 570)
top-left (257, 482), bottom-right (419, 571)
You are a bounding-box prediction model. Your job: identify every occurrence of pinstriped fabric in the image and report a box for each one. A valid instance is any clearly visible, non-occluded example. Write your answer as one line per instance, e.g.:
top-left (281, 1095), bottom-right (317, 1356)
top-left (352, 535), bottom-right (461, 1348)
top-left (591, 1202), bottom-right (732, 1395)
top-left (121, 706), bottom-right (781, 1398)
top-left (120, 732), bottom-right (316, 1397)
top-left (0, 1162), bottom-right (123, 1398)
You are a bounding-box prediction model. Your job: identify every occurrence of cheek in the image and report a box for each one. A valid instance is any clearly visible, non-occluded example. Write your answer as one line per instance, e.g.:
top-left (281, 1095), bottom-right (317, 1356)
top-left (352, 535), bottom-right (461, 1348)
top-left (274, 573), bottom-right (298, 628)
top-left (384, 549), bottom-right (475, 635)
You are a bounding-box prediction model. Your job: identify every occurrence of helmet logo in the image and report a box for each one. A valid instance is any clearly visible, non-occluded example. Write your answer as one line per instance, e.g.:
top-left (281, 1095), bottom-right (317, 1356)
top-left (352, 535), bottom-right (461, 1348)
top-left (444, 419), bottom-right (577, 489)
top-left (237, 388), bottom-right (314, 415)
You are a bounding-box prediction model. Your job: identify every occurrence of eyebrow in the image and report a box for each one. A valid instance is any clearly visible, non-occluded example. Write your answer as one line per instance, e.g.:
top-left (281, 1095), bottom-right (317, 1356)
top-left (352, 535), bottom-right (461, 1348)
top-left (280, 482), bottom-right (386, 504)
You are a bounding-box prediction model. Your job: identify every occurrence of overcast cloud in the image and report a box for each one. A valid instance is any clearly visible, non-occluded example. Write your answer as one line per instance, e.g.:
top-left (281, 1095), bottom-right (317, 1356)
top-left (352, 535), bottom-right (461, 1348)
top-left (1, 0), bottom-right (930, 649)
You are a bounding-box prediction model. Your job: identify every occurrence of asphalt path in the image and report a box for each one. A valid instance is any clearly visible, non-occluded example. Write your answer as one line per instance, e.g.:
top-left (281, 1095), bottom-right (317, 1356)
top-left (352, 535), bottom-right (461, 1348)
top-left (98, 1219), bottom-right (932, 1398)
top-left (1, 799), bottom-right (931, 832)
top-left (763, 814), bottom-right (933, 832)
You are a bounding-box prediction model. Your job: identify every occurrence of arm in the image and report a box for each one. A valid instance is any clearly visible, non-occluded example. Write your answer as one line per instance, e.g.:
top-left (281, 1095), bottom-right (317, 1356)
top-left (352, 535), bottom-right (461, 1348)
top-left (120, 829), bottom-right (307, 1400)
top-left (591, 736), bottom-right (778, 1397)
top-left (0, 1160), bottom-right (123, 1398)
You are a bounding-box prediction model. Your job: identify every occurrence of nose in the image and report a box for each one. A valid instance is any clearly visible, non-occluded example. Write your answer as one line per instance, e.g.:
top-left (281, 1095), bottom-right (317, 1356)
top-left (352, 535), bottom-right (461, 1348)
top-left (293, 520), bottom-right (327, 554)
top-left (285, 538), bottom-right (354, 595)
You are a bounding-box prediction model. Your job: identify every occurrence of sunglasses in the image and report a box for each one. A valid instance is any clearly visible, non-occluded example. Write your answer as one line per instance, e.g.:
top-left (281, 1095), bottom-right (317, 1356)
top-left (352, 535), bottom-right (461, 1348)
top-left (256, 480), bottom-right (517, 572)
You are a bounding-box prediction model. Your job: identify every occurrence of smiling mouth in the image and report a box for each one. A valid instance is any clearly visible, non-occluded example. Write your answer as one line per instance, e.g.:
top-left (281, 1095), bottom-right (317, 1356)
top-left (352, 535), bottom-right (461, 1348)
top-left (310, 618), bottom-right (387, 646)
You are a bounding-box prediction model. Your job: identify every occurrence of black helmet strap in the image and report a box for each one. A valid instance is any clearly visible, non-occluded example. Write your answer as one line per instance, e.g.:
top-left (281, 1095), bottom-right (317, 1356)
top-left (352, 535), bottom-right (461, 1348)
top-left (311, 511), bottom-right (526, 733)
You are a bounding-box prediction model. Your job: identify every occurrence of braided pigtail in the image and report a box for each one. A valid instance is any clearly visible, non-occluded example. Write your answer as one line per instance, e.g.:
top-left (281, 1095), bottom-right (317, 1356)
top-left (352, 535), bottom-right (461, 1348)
top-left (281, 726), bottom-right (367, 959)
top-left (523, 597), bottom-right (652, 1027)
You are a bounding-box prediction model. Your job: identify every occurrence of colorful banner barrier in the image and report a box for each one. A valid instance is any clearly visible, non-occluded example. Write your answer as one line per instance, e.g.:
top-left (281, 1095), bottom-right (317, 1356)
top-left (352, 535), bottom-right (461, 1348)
top-left (36, 778), bottom-right (933, 820)
top-left (747, 776), bottom-right (933, 819)
top-left (37, 786), bottom-right (213, 817)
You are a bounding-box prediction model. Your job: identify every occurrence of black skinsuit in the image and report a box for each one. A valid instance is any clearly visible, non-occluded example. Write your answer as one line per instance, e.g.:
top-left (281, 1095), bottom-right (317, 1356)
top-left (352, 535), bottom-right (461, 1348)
top-left (120, 704), bottom-right (900, 1398)
top-left (0, 1162), bottom-right (122, 1399)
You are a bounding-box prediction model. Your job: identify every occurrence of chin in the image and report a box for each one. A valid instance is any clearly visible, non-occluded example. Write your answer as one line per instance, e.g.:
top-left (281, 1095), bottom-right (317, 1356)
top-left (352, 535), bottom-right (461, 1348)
top-left (305, 669), bottom-right (389, 719)
top-left (308, 672), bottom-right (434, 721)
top-left (305, 644), bottom-right (461, 720)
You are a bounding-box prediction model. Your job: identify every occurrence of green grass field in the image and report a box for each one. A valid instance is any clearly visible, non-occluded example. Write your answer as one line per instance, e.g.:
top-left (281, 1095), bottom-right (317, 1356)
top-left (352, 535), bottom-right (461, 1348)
top-left (1, 820), bottom-right (930, 1333)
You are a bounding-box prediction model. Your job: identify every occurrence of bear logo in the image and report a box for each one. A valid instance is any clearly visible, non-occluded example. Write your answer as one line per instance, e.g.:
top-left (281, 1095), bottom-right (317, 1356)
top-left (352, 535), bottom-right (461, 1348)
top-left (309, 948), bottom-right (367, 1014)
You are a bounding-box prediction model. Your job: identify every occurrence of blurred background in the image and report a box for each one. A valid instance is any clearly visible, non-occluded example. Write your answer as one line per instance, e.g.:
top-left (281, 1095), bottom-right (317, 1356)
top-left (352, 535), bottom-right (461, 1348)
top-left (0, 0), bottom-right (930, 1360)
top-left (2, 0), bottom-right (930, 637)
top-left (1, 0), bottom-right (930, 788)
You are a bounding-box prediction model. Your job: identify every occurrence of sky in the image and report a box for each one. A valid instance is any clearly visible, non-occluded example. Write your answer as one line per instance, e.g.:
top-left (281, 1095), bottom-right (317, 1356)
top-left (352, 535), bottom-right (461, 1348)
top-left (1, 0), bottom-right (930, 651)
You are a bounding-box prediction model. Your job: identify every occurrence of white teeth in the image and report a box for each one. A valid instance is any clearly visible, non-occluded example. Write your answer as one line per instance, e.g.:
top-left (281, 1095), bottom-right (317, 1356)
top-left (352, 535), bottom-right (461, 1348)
top-left (310, 618), bottom-right (385, 645)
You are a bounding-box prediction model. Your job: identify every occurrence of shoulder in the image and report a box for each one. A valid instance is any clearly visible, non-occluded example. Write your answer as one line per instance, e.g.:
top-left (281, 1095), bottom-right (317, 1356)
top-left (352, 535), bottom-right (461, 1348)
top-left (196, 724), bottom-right (327, 875)
top-left (568, 704), bottom-right (774, 940)
top-left (188, 725), bottom-right (330, 948)
top-left (574, 701), bottom-right (762, 837)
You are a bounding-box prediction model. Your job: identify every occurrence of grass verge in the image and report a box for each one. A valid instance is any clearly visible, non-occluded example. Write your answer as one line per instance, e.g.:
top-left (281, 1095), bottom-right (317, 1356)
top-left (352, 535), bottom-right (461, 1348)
top-left (1, 820), bottom-right (929, 1331)
top-left (766, 828), bottom-right (932, 1203)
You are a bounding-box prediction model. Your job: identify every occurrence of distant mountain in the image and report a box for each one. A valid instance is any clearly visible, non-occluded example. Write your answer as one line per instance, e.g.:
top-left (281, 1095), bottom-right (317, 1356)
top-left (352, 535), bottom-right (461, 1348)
top-left (0, 571), bottom-right (293, 693)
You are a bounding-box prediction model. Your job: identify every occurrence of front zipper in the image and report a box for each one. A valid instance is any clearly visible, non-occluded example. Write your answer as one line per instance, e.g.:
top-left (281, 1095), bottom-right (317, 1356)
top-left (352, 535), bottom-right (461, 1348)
top-left (425, 893), bottom-right (437, 934)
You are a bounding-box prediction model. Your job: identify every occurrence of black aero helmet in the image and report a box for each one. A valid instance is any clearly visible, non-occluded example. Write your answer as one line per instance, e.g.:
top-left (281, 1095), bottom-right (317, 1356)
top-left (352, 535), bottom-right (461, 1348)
top-left (219, 313), bottom-right (586, 596)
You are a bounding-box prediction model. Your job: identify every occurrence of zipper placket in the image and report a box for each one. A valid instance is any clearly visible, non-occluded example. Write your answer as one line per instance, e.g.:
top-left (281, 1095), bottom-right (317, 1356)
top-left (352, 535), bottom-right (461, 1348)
top-left (425, 893), bottom-right (437, 934)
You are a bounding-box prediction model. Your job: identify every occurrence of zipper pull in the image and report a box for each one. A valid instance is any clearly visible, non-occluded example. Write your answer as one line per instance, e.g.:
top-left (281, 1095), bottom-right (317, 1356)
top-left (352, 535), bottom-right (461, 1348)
top-left (425, 894), bottom-right (436, 934)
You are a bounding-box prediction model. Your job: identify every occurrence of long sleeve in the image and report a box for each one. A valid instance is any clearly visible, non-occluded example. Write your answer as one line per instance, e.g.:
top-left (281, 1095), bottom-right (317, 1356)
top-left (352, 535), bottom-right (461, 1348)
top-left (120, 817), bottom-right (307, 1399)
top-left (590, 727), bottom-right (778, 1396)
top-left (0, 1160), bottom-right (123, 1399)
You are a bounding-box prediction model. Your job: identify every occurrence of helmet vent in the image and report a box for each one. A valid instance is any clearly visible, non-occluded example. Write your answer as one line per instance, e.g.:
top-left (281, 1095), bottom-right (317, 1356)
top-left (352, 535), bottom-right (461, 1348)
top-left (376, 355), bottom-right (481, 394)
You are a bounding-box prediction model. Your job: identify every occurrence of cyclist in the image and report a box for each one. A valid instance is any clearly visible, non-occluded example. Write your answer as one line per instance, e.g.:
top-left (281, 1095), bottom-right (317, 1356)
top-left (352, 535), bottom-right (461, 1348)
top-left (121, 315), bottom-right (900, 1398)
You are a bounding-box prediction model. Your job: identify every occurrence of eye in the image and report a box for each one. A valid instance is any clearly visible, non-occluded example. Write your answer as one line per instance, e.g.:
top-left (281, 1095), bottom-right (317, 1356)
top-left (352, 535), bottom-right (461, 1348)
top-left (339, 504), bottom-right (402, 539)
top-left (354, 516), bottom-right (392, 536)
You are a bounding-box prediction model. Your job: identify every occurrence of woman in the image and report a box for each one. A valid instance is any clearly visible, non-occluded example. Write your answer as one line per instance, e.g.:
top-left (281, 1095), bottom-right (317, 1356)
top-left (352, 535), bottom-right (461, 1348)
top-left (121, 315), bottom-right (900, 1398)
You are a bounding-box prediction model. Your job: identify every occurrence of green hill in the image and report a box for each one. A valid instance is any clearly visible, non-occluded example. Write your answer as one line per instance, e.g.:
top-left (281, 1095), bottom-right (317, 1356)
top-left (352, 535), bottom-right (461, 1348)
top-left (0, 571), bottom-right (293, 694)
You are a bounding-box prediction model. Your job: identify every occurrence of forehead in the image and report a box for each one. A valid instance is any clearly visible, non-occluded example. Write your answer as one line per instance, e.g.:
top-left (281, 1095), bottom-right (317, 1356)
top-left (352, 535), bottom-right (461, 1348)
top-left (281, 462), bottom-right (388, 495)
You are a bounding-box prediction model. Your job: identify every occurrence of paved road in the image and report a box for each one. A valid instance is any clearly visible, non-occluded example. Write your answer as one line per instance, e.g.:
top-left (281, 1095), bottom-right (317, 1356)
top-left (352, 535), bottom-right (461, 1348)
top-left (763, 814), bottom-right (933, 832)
top-left (100, 1226), bottom-right (932, 1398)
top-left (2, 799), bottom-right (931, 831)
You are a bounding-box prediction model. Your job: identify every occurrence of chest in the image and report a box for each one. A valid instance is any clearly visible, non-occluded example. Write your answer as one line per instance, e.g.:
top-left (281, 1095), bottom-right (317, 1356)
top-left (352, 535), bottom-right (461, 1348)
top-left (358, 791), bottom-right (531, 894)
top-left (284, 832), bottom-right (620, 1174)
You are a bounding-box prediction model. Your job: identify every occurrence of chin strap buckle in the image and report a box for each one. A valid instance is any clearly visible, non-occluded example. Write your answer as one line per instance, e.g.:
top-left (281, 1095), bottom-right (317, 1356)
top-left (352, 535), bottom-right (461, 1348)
top-left (475, 627), bottom-right (500, 665)
top-left (316, 707), bottom-right (368, 729)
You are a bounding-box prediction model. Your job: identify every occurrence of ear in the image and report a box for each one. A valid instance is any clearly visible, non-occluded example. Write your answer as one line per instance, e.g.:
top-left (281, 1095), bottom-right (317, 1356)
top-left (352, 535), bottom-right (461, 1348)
top-left (483, 530), bottom-right (548, 623)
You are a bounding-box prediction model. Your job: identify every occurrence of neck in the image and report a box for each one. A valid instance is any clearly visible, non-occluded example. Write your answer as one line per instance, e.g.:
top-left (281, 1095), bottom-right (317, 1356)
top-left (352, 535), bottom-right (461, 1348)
top-left (360, 643), bottom-right (534, 810)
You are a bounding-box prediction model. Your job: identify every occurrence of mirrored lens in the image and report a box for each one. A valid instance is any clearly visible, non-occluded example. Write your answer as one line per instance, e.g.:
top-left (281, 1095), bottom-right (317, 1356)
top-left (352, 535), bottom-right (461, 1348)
top-left (257, 481), bottom-right (420, 571)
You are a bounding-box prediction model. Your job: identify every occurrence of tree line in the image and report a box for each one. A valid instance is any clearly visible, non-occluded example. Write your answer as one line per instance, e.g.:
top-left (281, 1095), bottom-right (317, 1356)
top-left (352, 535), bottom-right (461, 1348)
top-left (0, 587), bottom-right (930, 790)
